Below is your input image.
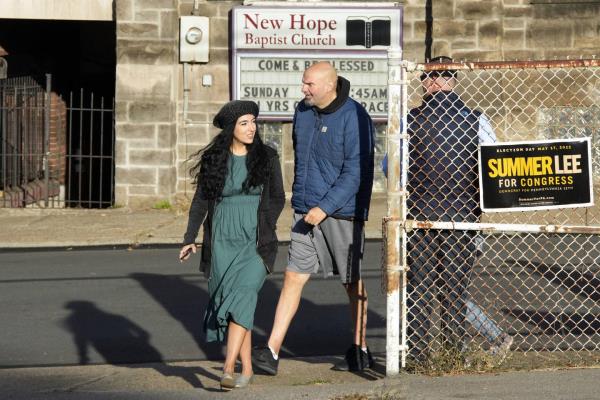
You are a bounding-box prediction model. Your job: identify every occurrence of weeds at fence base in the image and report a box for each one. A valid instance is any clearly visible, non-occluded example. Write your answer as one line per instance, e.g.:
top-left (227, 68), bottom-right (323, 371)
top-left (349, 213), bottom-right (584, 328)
top-left (406, 349), bottom-right (600, 375)
top-left (331, 389), bottom-right (406, 400)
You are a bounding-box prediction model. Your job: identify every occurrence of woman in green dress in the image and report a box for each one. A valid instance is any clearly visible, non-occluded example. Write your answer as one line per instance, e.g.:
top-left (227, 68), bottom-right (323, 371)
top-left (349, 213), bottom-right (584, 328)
top-left (180, 100), bottom-right (285, 390)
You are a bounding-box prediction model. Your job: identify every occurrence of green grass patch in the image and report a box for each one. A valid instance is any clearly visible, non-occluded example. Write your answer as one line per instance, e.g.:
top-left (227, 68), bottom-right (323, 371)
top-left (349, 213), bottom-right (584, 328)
top-left (152, 200), bottom-right (172, 210)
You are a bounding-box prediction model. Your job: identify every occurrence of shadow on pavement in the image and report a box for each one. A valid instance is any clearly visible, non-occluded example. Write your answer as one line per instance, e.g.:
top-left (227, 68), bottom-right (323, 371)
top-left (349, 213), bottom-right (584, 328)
top-left (61, 300), bottom-right (220, 390)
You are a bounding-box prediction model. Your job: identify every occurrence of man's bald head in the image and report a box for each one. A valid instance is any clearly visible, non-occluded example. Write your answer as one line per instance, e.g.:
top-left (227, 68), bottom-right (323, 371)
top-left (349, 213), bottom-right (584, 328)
top-left (301, 62), bottom-right (339, 108)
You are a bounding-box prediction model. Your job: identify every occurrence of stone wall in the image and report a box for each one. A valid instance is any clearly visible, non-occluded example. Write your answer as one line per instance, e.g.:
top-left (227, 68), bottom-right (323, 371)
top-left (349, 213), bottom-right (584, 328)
top-left (113, 0), bottom-right (600, 207)
top-left (115, 0), bottom-right (179, 208)
top-left (402, 0), bottom-right (600, 62)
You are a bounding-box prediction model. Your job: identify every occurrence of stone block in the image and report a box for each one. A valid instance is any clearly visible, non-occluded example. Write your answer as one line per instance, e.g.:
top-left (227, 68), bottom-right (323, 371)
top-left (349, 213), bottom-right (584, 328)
top-left (158, 167), bottom-right (177, 195)
top-left (128, 139), bottom-right (157, 149)
top-left (116, 0), bottom-right (133, 21)
top-left (210, 18), bottom-right (230, 48)
top-left (129, 102), bottom-right (172, 123)
top-left (115, 140), bottom-right (128, 165)
top-left (503, 30), bottom-right (525, 50)
top-left (117, 65), bottom-right (173, 100)
top-left (135, 10), bottom-right (159, 23)
top-left (137, 0), bottom-right (176, 10)
top-left (115, 101), bottom-right (129, 123)
top-left (115, 167), bottom-right (157, 185)
top-left (208, 48), bottom-right (229, 65)
top-left (178, 125), bottom-right (211, 145)
top-left (178, 161), bottom-right (194, 179)
top-left (504, 6), bottom-right (533, 18)
top-left (401, 39), bottom-right (425, 62)
top-left (114, 185), bottom-right (128, 205)
top-left (283, 162), bottom-right (294, 192)
top-left (115, 140), bottom-right (128, 167)
top-left (158, 124), bottom-right (177, 148)
top-left (451, 40), bottom-right (477, 51)
top-left (573, 20), bottom-right (600, 38)
top-left (129, 195), bottom-right (165, 209)
top-left (176, 178), bottom-right (192, 195)
top-left (117, 39), bottom-right (177, 65)
top-left (527, 20), bottom-right (572, 48)
top-left (433, 41), bottom-right (451, 57)
top-left (117, 22), bottom-right (159, 39)
top-left (415, 20), bottom-right (475, 40)
top-left (188, 66), bottom-right (230, 103)
top-left (575, 36), bottom-right (600, 49)
top-left (129, 149), bottom-right (174, 166)
top-left (432, 0), bottom-right (455, 18)
top-left (502, 50), bottom-right (537, 61)
top-left (160, 10), bottom-right (177, 39)
top-left (215, 1), bottom-right (241, 18)
top-left (117, 124), bottom-right (157, 140)
top-left (533, 3), bottom-right (600, 19)
top-left (451, 50), bottom-right (502, 62)
top-left (479, 21), bottom-right (501, 49)
top-left (458, 1), bottom-right (499, 20)
top-left (129, 185), bottom-right (157, 195)
top-left (504, 18), bottom-right (525, 30)
top-left (404, 5), bottom-right (426, 21)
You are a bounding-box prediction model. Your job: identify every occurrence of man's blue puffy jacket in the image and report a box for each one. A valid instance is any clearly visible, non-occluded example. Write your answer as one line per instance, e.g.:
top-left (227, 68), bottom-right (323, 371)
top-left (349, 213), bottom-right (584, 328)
top-left (291, 77), bottom-right (375, 221)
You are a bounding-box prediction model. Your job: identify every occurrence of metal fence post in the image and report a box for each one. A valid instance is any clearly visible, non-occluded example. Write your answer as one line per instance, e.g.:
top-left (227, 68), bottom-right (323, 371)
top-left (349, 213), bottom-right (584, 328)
top-left (385, 47), bottom-right (404, 376)
top-left (43, 74), bottom-right (51, 207)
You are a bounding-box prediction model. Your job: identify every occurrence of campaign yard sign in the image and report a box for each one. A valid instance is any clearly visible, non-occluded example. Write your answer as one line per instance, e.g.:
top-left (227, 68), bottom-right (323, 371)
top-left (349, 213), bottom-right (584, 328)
top-left (479, 138), bottom-right (594, 212)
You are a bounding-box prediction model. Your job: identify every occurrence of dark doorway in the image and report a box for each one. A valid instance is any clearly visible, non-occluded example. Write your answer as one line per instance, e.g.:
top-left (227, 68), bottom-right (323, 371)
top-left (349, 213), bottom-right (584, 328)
top-left (0, 19), bottom-right (116, 208)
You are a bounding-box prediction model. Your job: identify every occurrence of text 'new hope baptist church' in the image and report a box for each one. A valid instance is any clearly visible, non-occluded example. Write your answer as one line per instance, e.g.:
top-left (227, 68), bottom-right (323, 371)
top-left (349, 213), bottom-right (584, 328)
top-left (242, 13), bottom-right (338, 48)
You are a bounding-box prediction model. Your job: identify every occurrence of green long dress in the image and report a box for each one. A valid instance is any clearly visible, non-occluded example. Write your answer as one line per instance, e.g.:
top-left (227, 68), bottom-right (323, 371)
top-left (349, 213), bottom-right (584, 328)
top-left (203, 154), bottom-right (266, 342)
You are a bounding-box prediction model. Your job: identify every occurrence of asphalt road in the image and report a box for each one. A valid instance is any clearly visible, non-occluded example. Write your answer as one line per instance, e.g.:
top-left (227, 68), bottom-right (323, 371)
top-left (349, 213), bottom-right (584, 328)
top-left (1, 242), bottom-right (387, 367)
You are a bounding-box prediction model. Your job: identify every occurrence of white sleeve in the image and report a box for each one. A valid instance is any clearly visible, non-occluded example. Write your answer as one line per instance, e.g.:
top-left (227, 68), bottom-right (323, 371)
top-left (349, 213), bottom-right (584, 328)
top-left (478, 114), bottom-right (497, 144)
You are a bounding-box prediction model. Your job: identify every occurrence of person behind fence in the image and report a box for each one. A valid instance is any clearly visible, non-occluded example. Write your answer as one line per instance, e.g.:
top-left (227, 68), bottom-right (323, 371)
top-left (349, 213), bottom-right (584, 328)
top-left (382, 55), bottom-right (512, 361)
top-left (251, 61), bottom-right (375, 375)
top-left (179, 100), bottom-right (285, 391)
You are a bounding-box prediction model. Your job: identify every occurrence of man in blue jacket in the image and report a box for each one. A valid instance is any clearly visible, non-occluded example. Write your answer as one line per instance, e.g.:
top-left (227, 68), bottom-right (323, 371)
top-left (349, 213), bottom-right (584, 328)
top-left (252, 61), bottom-right (375, 374)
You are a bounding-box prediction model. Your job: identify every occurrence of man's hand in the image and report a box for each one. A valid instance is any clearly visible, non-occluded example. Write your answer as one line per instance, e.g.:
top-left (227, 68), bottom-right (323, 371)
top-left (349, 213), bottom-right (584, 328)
top-left (304, 207), bottom-right (327, 226)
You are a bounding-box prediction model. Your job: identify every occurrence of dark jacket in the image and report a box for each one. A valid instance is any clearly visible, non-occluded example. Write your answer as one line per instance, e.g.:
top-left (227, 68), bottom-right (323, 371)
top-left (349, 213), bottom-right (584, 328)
top-left (183, 146), bottom-right (285, 277)
top-left (291, 76), bottom-right (375, 221)
top-left (407, 90), bottom-right (481, 222)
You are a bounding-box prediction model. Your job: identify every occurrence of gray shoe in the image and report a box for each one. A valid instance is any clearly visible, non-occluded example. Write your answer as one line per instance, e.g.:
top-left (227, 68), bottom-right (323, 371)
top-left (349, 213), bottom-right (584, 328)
top-left (220, 373), bottom-right (235, 391)
top-left (234, 373), bottom-right (254, 388)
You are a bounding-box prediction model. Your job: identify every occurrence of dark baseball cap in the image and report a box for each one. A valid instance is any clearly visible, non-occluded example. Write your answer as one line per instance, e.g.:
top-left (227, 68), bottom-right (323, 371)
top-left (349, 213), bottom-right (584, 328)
top-left (420, 56), bottom-right (458, 80)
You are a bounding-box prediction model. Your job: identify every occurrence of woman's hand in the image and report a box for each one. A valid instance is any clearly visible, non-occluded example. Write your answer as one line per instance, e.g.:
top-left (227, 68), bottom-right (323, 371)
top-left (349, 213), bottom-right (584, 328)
top-left (179, 244), bottom-right (197, 262)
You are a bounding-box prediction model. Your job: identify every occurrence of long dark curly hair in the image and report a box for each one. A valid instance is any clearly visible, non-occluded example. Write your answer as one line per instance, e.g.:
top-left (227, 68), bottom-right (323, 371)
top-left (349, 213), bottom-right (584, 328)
top-left (189, 125), bottom-right (270, 200)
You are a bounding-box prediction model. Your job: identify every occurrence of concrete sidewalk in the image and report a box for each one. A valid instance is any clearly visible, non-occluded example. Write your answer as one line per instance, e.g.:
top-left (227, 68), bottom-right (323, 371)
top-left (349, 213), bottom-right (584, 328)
top-left (2, 356), bottom-right (599, 400)
top-left (0, 196), bottom-right (387, 249)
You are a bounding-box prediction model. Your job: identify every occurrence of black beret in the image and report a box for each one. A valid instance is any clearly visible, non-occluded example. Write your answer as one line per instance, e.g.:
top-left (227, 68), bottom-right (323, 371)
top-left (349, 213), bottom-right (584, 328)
top-left (212, 100), bottom-right (259, 129)
top-left (420, 56), bottom-right (458, 81)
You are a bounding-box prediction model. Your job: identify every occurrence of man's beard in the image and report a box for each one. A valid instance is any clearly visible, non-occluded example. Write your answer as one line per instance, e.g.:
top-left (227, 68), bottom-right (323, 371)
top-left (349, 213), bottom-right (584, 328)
top-left (303, 97), bottom-right (315, 106)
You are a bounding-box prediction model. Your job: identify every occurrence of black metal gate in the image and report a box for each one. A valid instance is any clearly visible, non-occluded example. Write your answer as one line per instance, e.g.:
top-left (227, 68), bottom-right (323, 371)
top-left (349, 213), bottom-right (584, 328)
top-left (0, 74), bottom-right (115, 208)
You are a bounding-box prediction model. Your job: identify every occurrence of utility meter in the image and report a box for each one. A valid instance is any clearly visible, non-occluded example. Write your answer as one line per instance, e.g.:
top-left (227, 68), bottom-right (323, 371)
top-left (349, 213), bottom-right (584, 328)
top-left (180, 16), bottom-right (209, 63)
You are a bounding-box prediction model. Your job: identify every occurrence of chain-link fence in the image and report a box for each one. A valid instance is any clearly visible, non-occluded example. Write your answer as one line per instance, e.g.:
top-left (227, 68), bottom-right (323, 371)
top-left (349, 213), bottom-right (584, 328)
top-left (392, 59), bottom-right (600, 372)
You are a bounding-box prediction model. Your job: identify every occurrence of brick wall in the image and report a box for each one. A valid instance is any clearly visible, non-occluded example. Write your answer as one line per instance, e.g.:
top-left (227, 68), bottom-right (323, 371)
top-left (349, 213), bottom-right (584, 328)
top-left (48, 92), bottom-right (66, 184)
